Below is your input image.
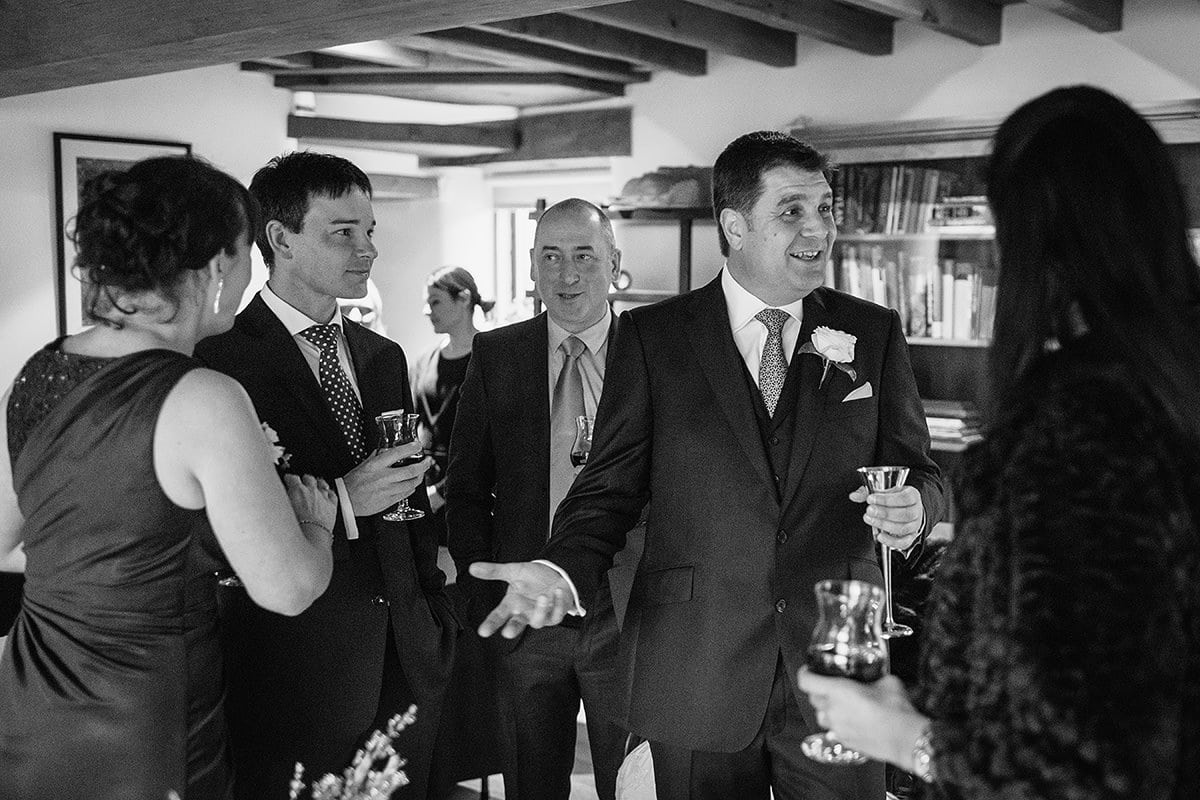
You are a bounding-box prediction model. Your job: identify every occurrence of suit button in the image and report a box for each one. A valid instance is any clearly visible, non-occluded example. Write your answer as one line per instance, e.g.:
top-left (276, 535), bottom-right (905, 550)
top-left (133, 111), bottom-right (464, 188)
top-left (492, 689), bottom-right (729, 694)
top-left (776, 529), bottom-right (788, 545)
top-left (770, 435), bottom-right (779, 446)
top-left (372, 595), bottom-right (388, 606)
top-left (776, 599), bottom-right (787, 613)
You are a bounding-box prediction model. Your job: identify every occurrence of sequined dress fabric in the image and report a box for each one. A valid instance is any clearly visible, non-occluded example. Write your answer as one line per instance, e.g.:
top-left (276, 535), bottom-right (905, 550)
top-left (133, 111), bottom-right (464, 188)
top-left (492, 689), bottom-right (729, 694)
top-left (0, 341), bottom-right (231, 800)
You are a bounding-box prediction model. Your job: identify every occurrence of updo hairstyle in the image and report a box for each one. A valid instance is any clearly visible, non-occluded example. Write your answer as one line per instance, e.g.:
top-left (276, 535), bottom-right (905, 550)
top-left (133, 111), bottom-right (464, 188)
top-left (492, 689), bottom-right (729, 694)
top-left (70, 156), bottom-right (259, 326)
top-left (427, 266), bottom-right (495, 315)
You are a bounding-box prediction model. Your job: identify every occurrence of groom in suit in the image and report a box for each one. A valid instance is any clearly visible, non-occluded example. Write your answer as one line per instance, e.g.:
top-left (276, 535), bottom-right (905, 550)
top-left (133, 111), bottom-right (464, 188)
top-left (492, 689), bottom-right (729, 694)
top-left (196, 152), bottom-right (457, 799)
top-left (446, 199), bottom-right (631, 800)
top-left (471, 132), bottom-right (943, 798)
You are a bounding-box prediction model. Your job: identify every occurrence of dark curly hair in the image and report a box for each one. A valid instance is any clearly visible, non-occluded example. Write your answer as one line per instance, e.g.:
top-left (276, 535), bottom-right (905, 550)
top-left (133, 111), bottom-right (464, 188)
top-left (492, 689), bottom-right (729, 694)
top-left (71, 156), bottom-right (258, 327)
top-left (712, 131), bottom-right (830, 257)
top-left (249, 151), bottom-right (372, 269)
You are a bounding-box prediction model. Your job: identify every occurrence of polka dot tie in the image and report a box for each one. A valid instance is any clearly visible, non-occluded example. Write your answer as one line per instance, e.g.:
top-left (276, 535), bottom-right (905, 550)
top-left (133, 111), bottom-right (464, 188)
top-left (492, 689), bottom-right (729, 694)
top-left (301, 324), bottom-right (368, 464)
top-left (756, 308), bottom-right (790, 417)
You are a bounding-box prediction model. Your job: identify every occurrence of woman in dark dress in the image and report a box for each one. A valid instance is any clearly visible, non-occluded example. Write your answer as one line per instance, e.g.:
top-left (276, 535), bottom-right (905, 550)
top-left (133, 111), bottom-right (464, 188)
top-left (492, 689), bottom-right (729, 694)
top-left (799, 86), bottom-right (1200, 798)
top-left (0, 157), bottom-right (336, 800)
top-left (410, 266), bottom-right (493, 544)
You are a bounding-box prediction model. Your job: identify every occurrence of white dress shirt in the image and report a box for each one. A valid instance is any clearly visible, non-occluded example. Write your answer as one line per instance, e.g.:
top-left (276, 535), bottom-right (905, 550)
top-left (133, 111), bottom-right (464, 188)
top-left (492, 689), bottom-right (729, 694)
top-left (260, 284), bottom-right (365, 540)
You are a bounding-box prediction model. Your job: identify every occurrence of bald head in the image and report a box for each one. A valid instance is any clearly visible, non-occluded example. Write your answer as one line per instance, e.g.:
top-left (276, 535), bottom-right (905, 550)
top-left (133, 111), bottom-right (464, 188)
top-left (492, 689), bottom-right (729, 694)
top-left (531, 197), bottom-right (621, 333)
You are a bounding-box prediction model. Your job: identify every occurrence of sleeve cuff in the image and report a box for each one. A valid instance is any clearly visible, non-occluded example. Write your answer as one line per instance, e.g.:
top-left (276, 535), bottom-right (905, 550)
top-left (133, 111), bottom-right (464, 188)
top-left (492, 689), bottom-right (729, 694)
top-left (900, 506), bottom-right (926, 560)
top-left (335, 477), bottom-right (360, 541)
top-left (531, 559), bottom-right (586, 617)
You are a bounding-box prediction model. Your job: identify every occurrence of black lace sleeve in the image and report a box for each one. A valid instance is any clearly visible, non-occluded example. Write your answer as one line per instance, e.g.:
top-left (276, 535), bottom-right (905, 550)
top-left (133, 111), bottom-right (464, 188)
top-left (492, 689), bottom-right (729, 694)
top-left (917, 366), bottom-right (1200, 800)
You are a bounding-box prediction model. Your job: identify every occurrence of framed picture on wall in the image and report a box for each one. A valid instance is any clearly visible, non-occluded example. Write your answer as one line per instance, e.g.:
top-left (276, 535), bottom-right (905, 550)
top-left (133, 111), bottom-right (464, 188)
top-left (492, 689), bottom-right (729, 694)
top-left (53, 133), bottom-right (192, 336)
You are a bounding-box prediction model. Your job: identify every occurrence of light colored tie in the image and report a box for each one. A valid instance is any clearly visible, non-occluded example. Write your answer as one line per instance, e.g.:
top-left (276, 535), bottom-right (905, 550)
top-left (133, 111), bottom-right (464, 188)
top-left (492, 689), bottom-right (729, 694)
top-left (756, 308), bottom-right (790, 417)
top-left (549, 336), bottom-right (586, 536)
top-left (300, 324), bottom-right (368, 464)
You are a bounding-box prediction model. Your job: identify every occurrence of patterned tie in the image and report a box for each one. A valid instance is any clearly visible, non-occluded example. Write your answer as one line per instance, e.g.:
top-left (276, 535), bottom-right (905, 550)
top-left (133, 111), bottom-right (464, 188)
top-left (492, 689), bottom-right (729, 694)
top-left (756, 308), bottom-right (790, 417)
top-left (300, 324), bottom-right (368, 464)
top-left (548, 335), bottom-right (586, 537)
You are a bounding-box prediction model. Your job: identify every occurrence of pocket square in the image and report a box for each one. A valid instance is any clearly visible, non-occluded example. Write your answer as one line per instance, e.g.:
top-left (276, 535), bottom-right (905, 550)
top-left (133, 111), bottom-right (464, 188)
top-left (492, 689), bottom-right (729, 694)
top-left (842, 381), bottom-right (873, 403)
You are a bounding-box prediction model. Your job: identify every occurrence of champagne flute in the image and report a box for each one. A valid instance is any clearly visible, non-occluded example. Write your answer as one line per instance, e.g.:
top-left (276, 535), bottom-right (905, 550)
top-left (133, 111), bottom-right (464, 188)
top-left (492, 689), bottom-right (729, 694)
top-left (801, 579), bottom-right (889, 765)
top-left (856, 465), bottom-right (912, 639)
top-left (571, 415), bottom-right (594, 467)
top-left (376, 412), bottom-right (426, 522)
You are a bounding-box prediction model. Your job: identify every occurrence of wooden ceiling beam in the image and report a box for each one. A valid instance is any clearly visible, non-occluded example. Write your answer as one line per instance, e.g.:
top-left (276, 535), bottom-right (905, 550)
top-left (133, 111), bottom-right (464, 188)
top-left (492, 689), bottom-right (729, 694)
top-left (273, 71), bottom-right (627, 106)
top-left (423, 106), bottom-right (631, 166)
top-left (287, 115), bottom-right (518, 157)
top-left (835, 0), bottom-right (1000, 45)
top-left (0, 0), bottom-right (626, 99)
top-left (569, 0), bottom-right (798, 67)
top-left (414, 27), bottom-right (649, 83)
top-left (1024, 0), bottom-right (1121, 33)
top-left (687, 0), bottom-right (893, 55)
top-left (478, 13), bottom-right (707, 76)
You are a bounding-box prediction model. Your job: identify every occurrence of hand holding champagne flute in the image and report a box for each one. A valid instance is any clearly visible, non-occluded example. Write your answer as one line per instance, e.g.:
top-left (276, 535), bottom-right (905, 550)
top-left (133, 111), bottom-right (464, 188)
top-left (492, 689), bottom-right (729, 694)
top-left (857, 465), bottom-right (912, 638)
top-left (375, 411), bottom-right (426, 522)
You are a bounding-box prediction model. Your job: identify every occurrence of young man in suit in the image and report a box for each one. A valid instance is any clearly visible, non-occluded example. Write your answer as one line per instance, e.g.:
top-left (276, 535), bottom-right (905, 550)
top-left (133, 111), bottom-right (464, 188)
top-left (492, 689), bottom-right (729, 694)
top-left (446, 199), bottom-right (631, 800)
top-left (195, 152), bottom-right (458, 799)
top-left (471, 132), bottom-right (944, 799)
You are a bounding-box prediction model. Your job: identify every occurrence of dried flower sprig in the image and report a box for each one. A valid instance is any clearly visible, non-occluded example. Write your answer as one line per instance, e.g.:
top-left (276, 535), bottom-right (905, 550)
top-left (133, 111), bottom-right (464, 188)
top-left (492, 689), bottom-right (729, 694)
top-left (289, 705), bottom-right (418, 800)
top-left (261, 421), bottom-right (292, 470)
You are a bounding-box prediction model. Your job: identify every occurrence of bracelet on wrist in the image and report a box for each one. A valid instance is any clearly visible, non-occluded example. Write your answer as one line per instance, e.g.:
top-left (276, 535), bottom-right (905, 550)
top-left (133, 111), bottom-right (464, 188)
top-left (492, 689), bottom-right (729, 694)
top-left (297, 518), bottom-right (333, 542)
top-left (911, 724), bottom-right (937, 783)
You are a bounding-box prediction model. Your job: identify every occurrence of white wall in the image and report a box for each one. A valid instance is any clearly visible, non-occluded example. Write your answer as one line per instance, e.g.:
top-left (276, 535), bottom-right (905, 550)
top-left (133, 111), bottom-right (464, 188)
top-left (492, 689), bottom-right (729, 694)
top-left (0, 65), bottom-right (292, 385)
top-left (618, 0), bottom-right (1200, 185)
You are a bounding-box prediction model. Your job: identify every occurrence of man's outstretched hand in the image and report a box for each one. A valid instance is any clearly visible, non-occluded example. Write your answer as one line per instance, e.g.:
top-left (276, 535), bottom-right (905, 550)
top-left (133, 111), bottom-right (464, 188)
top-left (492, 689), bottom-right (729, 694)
top-left (468, 561), bottom-right (575, 639)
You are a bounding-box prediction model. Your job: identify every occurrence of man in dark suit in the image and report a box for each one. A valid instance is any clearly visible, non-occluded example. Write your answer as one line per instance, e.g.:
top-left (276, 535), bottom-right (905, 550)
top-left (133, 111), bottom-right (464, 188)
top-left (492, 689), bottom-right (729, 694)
top-left (445, 199), bottom-right (631, 800)
top-left (470, 132), bottom-right (944, 799)
top-left (195, 152), bottom-right (457, 800)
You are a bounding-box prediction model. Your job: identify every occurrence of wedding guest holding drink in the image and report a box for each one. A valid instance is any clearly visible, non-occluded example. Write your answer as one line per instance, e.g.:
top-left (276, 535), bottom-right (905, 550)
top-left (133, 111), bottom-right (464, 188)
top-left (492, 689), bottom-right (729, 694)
top-left (410, 266), bottom-right (494, 544)
top-left (468, 135), bottom-right (943, 800)
top-left (798, 85), bottom-right (1200, 799)
top-left (0, 156), bottom-right (336, 800)
top-left (195, 152), bottom-right (458, 800)
top-left (446, 199), bottom-right (631, 800)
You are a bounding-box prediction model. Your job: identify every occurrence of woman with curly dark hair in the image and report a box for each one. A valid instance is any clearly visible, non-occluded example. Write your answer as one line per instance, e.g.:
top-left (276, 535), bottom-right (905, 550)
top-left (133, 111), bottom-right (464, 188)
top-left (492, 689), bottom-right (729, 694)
top-left (0, 156), bottom-right (336, 800)
top-left (799, 85), bottom-right (1200, 799)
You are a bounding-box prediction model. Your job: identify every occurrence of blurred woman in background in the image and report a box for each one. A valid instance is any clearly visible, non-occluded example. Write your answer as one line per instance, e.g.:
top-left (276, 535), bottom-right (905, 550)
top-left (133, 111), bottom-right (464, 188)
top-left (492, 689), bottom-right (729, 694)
top-left (410, 266), bottom-right (493, 545)
top-left (799, 85), bottom-right (1200, 799)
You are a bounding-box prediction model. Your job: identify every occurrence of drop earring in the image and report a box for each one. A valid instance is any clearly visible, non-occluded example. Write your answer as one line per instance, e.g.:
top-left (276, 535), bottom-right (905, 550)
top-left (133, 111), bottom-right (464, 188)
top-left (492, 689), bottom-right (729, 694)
top-left (212, 277), bottom-right (224, 315)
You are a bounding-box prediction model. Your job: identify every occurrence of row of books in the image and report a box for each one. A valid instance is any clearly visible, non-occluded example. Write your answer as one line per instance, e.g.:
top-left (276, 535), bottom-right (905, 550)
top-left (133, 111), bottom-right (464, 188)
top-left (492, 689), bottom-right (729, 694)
top-left (834, 164), bottom-right (946, 235)
top-left (923, 400), bottom-right (984, 449)
top-left (833, 245), bottom-right (997, 341)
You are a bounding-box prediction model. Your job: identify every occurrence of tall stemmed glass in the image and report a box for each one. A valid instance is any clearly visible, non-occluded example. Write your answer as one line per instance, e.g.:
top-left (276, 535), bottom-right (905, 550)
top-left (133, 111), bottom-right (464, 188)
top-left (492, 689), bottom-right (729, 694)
top-left (801, 579), bottom-right (889, 765)
top-left (857, 465), bottom-right (912, 638)
top-left (375, 412), bottom-right (426, 522)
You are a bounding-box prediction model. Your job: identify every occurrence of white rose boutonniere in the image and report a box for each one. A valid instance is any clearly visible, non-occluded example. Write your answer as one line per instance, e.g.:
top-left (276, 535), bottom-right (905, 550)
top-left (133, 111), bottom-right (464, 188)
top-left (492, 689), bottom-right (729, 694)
top-left (798, 326), bottom-right (858, 388)
top-left (261, 422), bottom-right (292, 470)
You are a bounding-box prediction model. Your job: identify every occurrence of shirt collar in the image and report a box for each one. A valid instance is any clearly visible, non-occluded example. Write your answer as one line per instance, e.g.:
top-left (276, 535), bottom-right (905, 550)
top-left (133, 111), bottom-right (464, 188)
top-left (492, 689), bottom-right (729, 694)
top-left (260, 282), bottom-right (345, 337)
top-left (721, 267), bottom-right (805, 332)
top-left (547, 305), bottom-right (613, 356)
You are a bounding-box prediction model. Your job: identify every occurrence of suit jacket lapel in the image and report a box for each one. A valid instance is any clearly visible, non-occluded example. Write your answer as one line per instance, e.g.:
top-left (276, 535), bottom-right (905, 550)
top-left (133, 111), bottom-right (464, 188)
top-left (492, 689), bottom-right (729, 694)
top-left (781, 289), bottom-right (832, 510)
top-left (342, 318), bottom-right (388, 452)
top-left (521, 315), bottom-right (552, 526)
top-left (239, 295), bottom-right (354, 470)
top-left (687, 278), bottom-right (776, 492)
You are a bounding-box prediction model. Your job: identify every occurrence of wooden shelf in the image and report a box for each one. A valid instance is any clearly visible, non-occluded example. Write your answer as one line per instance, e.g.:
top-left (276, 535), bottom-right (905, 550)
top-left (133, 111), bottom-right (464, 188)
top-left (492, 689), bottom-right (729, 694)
top-left (907, 337), bottom-right (989, 348)
top-left (839, 228), bottom-right (994, 241)
top-left (603, 205), bottom-right (711, 220)
top-left (930, 439), bottom-right (980, 453)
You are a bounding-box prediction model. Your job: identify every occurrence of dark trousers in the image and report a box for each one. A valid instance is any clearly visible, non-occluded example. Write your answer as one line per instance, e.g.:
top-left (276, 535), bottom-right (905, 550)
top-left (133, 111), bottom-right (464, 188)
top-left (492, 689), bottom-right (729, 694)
top-left (649, 656), bottom-right (883, 800)
top-left (365, 624), bottom-right (441, 800)
top-left (498, 625), bottom-right (628, 800)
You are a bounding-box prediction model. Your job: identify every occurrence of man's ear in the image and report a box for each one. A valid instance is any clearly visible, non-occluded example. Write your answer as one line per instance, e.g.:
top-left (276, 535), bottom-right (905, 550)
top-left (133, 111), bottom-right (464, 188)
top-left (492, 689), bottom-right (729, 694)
top-left (265, 220), bottom-right (291, 263)
top-left (529, 248), bottom-right (538, 282)
top-left (609, 248), bottom-right (622, 283)
top-left (719, 208), bottom-right (746, 252)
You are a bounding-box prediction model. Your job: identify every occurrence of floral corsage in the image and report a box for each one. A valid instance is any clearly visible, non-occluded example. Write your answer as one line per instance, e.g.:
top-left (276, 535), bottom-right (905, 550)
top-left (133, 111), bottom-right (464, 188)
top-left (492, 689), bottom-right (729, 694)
top-left (798, 326), bottom-right (857, 388)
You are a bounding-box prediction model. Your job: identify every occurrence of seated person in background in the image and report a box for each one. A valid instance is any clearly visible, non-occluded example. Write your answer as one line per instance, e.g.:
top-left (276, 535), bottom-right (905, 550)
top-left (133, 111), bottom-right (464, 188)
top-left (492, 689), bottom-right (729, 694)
top-left (799, 85), bottom-right (1200, 799)
top-left (0, 156), bottom-right (335, 800)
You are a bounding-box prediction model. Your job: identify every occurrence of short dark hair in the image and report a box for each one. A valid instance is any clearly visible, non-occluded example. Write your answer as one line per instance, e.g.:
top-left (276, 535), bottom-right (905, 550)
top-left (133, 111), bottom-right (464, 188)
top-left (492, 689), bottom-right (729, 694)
top-left (249, 151), bottom-right (372, 268)
top-left (712, 131), bottom-right (830, 256)
top-left (72, 155), bottom-right (258, 326)
top-left (986, 85), bottom-right (1200, 440)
